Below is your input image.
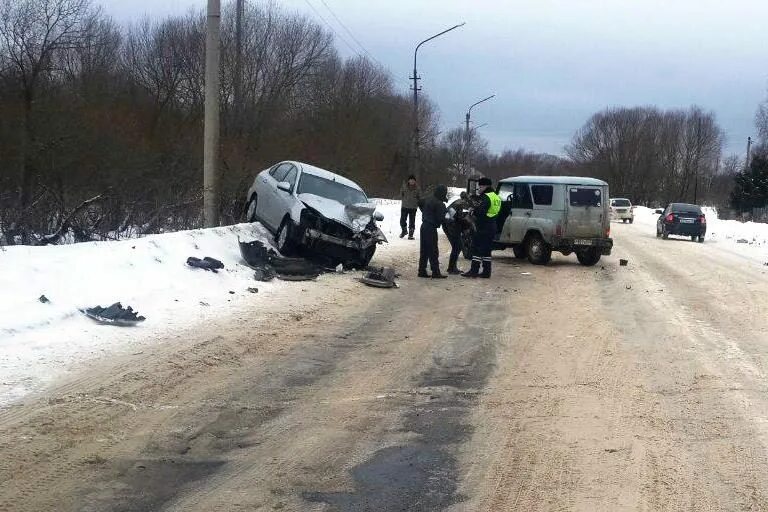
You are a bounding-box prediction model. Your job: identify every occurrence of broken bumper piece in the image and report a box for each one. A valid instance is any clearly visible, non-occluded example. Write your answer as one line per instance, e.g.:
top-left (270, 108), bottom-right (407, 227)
top-left (304, 228), bottom-right (383, 249)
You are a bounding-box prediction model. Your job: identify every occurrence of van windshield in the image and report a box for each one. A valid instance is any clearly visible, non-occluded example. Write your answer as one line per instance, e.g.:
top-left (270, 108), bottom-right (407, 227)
top-left (612, 199), bottom-right (631, 207)
top-left (570, 188), bottom-right (602, 207)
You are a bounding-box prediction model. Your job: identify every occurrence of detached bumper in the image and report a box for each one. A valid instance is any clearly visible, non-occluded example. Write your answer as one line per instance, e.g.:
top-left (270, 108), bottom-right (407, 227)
top-left (556, 237), bottom-right (613, 255)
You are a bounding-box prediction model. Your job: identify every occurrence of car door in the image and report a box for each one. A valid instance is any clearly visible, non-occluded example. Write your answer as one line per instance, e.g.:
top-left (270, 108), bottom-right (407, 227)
top-left (272, 164), bottom-right (299, 226)
top-left (259, 163), bottom-right (291, 230)
top-left (565, 186), bottom-right (605, 238)
top-left (502, 183), bottom-right (533, 243)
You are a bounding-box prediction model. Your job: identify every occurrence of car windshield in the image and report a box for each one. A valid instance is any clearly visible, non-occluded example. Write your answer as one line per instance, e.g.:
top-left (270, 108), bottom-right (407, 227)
top-left (570, 187), bottom-right (602, 207)
top-left (612, 199), bottom-right (631, 207)
top-left (297, 173), bottom-right (368, 205)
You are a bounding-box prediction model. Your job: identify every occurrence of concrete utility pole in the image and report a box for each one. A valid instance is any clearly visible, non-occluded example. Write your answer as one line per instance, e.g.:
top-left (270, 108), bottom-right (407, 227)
top-left (411, 22), bottom-right (465, 182)
top-left (234, 0), bottom-right (244, 131)
top-left (747, 136), bottom-right (753, 170)
top-left (465, 95), bottom-right (495, 177)
top-left (204, 0), bottom-right (221, 227)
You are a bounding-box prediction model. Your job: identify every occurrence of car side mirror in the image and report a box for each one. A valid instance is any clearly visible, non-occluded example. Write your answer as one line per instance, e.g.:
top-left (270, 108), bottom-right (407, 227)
top-left (277, 181), bottom-right (291, 193)
top-left (655, 209), bottom-right (663, 215)
top-left (373, 211), bottom-right (384, 222)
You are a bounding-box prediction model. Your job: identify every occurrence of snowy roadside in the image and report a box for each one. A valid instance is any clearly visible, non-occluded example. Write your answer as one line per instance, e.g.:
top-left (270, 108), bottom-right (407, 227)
top-left (0, 200), bottom-right (419, 407)
top-left (631, 206), bottom-right (768, 264)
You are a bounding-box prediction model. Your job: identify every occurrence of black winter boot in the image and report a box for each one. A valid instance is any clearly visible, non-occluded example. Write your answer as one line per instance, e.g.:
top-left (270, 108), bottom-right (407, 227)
top-left (462, 260), bottom-right (481, 278)
top-left (447, 266), bottom-right (462, 275)
top-left (480, 259), bottom-right (492, 278)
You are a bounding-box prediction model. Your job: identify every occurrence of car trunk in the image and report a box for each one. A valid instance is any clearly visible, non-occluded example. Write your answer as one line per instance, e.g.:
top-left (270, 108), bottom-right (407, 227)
top-left (566, 186), bottom-right (609, 238)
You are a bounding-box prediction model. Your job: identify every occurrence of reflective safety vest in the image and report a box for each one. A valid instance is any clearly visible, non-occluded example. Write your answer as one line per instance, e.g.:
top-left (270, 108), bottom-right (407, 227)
top-left (485, 191), bottom-right (501, 218)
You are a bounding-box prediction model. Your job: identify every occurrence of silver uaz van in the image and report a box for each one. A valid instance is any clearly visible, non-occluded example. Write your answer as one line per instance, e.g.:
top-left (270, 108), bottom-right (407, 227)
top-left (477, 176), bottom-right (613, 266)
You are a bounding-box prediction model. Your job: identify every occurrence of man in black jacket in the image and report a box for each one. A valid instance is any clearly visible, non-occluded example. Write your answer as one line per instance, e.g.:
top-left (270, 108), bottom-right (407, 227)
top-left (418, 184), bottom-right (448, 278)
top-left (443, 191), bottom-right (471, 274)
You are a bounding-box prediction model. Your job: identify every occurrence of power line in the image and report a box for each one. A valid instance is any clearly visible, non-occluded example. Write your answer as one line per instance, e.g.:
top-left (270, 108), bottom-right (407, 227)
top-left (306, 0), bottom-right (410, 91)
top-left (302, 0), bottom-right (362, 59)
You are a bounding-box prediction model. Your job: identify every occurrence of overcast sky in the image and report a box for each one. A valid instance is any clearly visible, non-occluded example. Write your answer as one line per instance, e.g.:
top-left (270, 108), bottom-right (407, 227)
top-left (106, 0), bottom-right (767, 157)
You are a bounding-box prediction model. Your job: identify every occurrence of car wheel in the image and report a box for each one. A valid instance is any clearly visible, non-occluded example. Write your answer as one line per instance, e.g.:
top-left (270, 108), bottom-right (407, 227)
top-left (275, 217), bottom-right (297, 255)
top-left (691, 235), bottom-right (697, 241)
top-left (629, 218), bottom-right (634, 224)
top-left (245, 195), bottom-right (258, 223)
top-left (512, 245), bottom-right (526, 259)
top-left (662, 229), bottom-right (669, 240)
top-left (358, 246), bottom-right (376, 268)
top-left (526, 234), bottom-right (551, 265)
top-left (576, 247), bottom-right (601, 266)
top-left (698, 235), bottom-right (705, 243)
top-left (656, 226), bottom-right (661, 238)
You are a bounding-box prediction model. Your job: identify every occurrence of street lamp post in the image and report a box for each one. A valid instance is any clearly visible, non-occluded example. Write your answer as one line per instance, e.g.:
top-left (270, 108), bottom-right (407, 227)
top-left (411, 22), bottom-right (465, 182)
top-left (465, 95), bottom-right (495, 177)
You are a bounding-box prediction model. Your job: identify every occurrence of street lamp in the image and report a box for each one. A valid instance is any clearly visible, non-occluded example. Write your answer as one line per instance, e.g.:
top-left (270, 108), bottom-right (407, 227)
top-left (465, 95), bottom-right (495, 176)
top-left (411, 22), bottom-right (465, 181)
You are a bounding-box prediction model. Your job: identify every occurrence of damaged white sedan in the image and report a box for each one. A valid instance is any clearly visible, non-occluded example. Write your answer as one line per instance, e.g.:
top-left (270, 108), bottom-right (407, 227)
top-left (245, 161), bottom-right (386, 268)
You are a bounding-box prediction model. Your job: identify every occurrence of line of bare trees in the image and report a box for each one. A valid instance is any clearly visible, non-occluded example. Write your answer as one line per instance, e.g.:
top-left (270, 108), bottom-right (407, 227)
top-left (565, 106), bottom-right (728, 206)
top-left (0, 0), bottom-right (424, 244)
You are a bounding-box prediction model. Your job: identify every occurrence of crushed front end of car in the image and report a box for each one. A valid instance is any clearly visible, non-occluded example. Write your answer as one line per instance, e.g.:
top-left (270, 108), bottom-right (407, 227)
top-left (298, 204), bottom-right (387, 268)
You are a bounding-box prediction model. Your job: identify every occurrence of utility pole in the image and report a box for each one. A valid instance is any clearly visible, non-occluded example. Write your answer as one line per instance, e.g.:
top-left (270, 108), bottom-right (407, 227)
top-left (203, 0), bottom-right (221, 227)
top-left (465, 95), bottom-right (495, 178)
top-left (411, 22), bottom-right (465, 183)
top-left (234, 0), bottom-right (244, 132)
top-left (747, 136), bottom-right (753, 170)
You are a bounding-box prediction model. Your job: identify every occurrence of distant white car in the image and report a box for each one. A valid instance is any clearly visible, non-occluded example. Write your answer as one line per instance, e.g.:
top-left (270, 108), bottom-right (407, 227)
top-left (610, 198), bottom-right (634, 223)
top-left (245, 161), bottom-right (386, 267)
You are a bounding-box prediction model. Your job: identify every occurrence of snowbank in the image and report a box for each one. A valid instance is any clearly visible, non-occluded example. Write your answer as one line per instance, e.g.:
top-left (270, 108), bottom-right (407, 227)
top-left (0, 200), bottom-right (412, 407)
top-left (632, 206), bottom-right (768, 261)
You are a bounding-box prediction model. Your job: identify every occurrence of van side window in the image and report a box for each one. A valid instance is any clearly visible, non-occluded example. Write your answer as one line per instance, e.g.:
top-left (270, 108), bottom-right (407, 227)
top-left (531, 185), bottom-right (553, 206)
top-left (498, 183), bottom-right (514, 201)
top-left (512, 184), bottom-right (533, 209)
top-left (570, 187), bottom-right (601, 207)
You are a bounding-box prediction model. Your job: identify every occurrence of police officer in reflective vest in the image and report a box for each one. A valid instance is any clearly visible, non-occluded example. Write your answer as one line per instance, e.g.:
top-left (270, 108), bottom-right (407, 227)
top-left (463, 177), bottom-right (501, 278)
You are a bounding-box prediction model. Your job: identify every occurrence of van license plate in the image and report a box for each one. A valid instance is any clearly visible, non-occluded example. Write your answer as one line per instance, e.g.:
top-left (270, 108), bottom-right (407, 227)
top-left (574, 239), bottom-right (593, 246)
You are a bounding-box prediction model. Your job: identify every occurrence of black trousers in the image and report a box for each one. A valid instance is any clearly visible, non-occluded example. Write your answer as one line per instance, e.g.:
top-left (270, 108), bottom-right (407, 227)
top-left (445, 230), bottom-right (462, 269)
top-left (400, 208), bottom-right (416, 234)
top-left (472, 223), bottom-right (495, 258)
top-left (418, 224), bottom-right (440, 273)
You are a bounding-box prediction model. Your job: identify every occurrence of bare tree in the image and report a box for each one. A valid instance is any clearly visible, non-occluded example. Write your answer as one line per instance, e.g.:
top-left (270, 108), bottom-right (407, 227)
top-left (0, 0), bottom-right (95, 211)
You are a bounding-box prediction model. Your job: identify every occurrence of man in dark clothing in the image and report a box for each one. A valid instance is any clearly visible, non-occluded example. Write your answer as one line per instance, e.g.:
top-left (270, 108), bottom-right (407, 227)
top-left (418, 184), bottom-right (448, 278)
top-left (463, 178), bottom-right (501, 279)
top-left (399, 175), bottom-right (421, 239)
top-left (443, 191), bottom-right (471, 274)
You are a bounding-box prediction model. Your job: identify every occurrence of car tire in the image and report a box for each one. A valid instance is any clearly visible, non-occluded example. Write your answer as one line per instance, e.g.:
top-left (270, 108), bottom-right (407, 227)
top-left (526, 234), bottom-right (551, 265)
top-left (656, 227), bottom-right (662, 238)
top-left (512, 245), bottom-right (526, 259)
top-left (629, 218), bottom-right (634, 224)
top-left (662, 229), bottom-right (669, 240)
top-left (691, 235), bottom-right (697, 241)
top-left (698, 235), bottom-right (705, 243)
top-left (576, 248), bottom-right (601, 266)
top-left (275, 217), bottom-right (297, 256)
top-left (358, 246), bottom-right (376, 268)
top-left (245, 195), bottom-right (258, 223)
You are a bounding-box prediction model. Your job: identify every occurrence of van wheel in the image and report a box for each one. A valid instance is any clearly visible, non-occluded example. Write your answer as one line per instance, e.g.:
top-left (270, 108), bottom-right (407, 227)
top-left (276, 217), bottom-right (297, 256)
top-left (698, 235), bottom-right (705, 243)
top-left (512, 245), bottom-right (526, 259)
top-left (629, 218), bottom-right (634, 224)
top-left (526, 234), bottom-right (551, 265)
top-left (576, 248), bottom-right (601, 266)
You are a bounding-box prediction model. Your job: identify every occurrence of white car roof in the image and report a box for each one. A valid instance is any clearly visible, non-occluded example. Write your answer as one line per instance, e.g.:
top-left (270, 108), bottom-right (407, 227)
top-left (285, 161), bottom-right (364, 192)
top-left (499, 176), bottom-right (608, 187)
top-left (611, 197), bottom-right (631, 201)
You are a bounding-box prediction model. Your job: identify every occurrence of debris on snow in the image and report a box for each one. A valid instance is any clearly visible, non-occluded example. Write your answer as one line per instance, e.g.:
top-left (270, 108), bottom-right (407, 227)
top-left (186, 256), bottom-right (225, 272)
top-left (81, 302), bottom-right (146, 326)
top-left (359, 266), bottom-right (398, 288)
top-left (38, 295), bottom-right (50, 304)
top-left (619, 259), bottom-right (628, 266)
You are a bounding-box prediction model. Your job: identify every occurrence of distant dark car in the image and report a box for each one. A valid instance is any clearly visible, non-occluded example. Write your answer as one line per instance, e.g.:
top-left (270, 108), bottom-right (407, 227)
top-left (656, 203), bottom-right (706, 242)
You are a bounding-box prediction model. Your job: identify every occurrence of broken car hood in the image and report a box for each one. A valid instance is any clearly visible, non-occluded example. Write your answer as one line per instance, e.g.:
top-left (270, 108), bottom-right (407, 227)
top-left (298, 193), bottom-right (378, 234)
